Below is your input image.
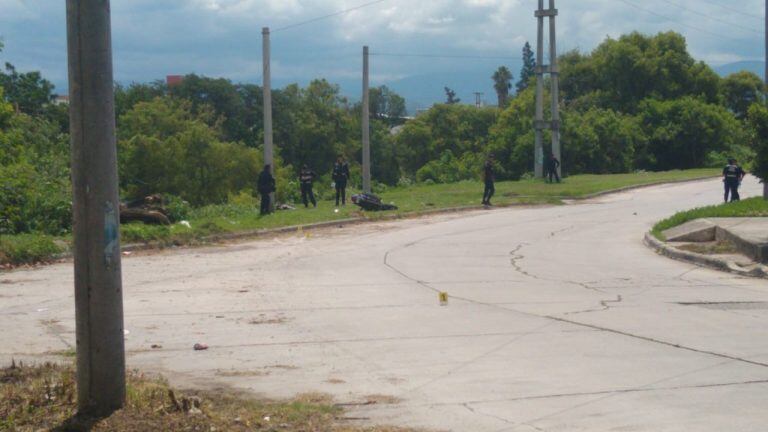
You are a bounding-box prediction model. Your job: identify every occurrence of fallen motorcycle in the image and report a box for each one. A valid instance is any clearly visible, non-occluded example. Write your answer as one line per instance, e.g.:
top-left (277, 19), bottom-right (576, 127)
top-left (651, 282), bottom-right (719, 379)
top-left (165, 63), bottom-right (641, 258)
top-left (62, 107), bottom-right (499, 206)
top-left (351, 193), bottom-right (398, 211)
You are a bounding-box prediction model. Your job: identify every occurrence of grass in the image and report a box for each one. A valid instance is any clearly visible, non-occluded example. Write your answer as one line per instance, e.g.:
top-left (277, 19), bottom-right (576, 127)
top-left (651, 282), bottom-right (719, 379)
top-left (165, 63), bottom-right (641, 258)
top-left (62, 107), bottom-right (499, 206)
top-left (0, 361), bottom-right (419, 432)
top-left (652, 197), bottom-right (768, 240)
top-left (0, 233), bottom-right (63, 266)
top-left (1, 169), bottom-right (719, 267)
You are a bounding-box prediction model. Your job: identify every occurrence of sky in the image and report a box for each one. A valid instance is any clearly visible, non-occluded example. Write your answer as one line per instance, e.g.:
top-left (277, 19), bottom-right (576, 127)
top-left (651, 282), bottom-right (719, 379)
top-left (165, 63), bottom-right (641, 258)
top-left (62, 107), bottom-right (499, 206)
top-left (0, 0), bottom-right (765, 110)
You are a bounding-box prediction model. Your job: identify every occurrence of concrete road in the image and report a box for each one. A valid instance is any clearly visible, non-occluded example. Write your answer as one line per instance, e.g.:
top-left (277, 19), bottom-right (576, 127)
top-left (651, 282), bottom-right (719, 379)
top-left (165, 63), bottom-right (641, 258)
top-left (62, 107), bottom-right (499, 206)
top-left (3, 177), bottom-right (768, 431)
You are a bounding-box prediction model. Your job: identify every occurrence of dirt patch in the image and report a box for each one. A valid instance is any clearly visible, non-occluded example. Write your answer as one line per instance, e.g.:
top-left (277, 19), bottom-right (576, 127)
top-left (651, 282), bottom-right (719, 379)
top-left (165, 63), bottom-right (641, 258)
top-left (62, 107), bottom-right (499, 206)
top-left (0, 362), bottom-right (425, 431)
top-left (677, 240), bottom-right (739, 255)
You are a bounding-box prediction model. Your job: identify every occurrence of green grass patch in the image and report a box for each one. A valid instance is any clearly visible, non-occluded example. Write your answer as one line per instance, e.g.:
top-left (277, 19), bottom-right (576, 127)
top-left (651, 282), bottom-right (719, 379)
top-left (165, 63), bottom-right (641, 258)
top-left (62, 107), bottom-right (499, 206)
top-left (0, 168), bottom-right (719, 267)
top-left (652, 197), bottom-right (768, 240)
top-left (0, 361), bottom-right (418, 431)
top-left (0, 233), bottom-right (63, 265)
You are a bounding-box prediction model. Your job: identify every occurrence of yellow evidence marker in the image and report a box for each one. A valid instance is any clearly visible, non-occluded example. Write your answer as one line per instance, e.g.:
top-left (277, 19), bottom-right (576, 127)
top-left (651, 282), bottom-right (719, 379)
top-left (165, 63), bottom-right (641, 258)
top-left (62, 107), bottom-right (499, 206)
top-left (439, 292), bottom-right (449, 306)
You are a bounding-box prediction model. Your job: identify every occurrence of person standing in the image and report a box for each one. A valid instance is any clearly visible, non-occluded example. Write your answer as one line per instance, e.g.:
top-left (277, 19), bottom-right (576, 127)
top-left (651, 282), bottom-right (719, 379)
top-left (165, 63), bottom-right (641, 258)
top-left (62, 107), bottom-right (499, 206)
top-left (332, 156), bottom-right (350, 206)
top-left (723, 158), bottom-right (745, 202)
top-left (482, 154), bottom-right (496, 206)
top-left (299, 164), bottom-right (317, 208)
top-left (545, 152), bottom-right (561, 183)
top-left (257, 164), bottom-right (276, 215)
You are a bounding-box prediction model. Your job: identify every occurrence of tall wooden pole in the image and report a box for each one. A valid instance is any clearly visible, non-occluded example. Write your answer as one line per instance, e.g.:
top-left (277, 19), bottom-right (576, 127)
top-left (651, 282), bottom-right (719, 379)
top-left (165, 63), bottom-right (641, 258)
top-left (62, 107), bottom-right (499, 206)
top-left (362, 46), bottom-right (371, 193)
top-left (263, 27), bottom-right (275, 209)
top-left (66, 0), bottom-right (126, 416)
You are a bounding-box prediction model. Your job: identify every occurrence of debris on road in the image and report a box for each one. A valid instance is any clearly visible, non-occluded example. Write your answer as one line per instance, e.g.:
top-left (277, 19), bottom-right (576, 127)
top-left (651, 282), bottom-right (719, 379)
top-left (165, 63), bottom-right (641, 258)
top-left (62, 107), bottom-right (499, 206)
top-left (193, 343), bottom-right (208, 351)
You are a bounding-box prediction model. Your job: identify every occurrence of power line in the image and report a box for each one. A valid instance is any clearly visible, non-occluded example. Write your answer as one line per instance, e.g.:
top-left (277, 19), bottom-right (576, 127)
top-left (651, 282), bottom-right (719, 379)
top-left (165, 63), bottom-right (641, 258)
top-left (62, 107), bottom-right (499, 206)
top-left (616, 0), bottom-right (743, 40)
top-left (697, 0), bottom-right (764, 21)
top-left (273, 0), bottom-right (389, 32)
top-left (656, 0), bottom-right (762, 34)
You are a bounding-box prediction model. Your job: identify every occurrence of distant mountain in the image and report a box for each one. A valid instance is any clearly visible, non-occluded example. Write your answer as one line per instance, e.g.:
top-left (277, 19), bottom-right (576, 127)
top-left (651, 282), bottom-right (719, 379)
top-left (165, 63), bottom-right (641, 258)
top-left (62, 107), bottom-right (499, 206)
top-left (329, 68), bottom-right (508, 115)
top-left (714, 61), bottom-right (765, 77)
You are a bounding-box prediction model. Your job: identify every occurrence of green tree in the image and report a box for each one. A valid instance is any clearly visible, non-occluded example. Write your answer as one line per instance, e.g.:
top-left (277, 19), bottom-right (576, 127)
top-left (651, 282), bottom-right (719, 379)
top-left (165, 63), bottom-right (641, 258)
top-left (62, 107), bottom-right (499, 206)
top-left (560, 32), bottom-right (720, 113)
top-left (444, 87), bottom-right (460, 104)
top-left (561, 107), bottom-right (646, 174)
top-left (492, 66), bottom-right (513, 107)
top-left (637, 97), bottom-right (741, 170)
top-left (747, 103), bottom-right (768, 198)
top-left (168, 74), bottom-right (253, 147)
top-left (721, 71), bottom-right (765, 119)
top-left (369, 85), bottom-right (407, 122)
top-left (0, 92), bottom-right (71, 235)
top-left (115, 81), bottom-right (167, 119)
top-left (0, 62), bottom-right (55, 116)
top-left (118, 97), bottom-right (261, 205)
top-left (516, 42), bottom-right (536, 94)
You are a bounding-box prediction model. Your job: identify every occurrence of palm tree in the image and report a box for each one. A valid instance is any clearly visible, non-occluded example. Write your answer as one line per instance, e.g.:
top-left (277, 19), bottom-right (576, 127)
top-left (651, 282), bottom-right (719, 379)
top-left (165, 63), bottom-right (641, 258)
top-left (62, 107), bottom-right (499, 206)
top-left (492, 66), bottom-right (513, 108)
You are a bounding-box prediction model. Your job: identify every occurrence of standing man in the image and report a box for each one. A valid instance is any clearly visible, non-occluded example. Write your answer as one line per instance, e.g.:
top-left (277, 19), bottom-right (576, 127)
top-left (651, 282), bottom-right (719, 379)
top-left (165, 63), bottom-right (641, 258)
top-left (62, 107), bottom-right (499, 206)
top-left (723, 158), bottom-right (745, 202)
top-left (482, 154), bottom-right (496, 206)
top-left (258, 164), bottom-right (276, 215)
top-left (299, 164), bottom-right (317, 208)
top-left (545, 152), bottom-right (561, 183)
top-left (332, 155), bottom-right (350, 206)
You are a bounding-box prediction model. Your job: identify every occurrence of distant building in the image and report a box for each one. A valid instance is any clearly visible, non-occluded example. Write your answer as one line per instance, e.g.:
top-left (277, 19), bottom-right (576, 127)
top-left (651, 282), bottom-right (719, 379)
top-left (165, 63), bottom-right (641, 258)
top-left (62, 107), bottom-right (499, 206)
top-left (166, 75), bottom-right (184, 87)
top-left (53, 95), bottom-right (69, 106)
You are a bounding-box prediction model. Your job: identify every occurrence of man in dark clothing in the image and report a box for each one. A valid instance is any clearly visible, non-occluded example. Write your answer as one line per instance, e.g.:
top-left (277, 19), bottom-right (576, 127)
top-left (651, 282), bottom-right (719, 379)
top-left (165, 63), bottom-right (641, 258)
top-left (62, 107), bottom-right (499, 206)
top-left (257, 164), bottom-right (276, 215)
top-left (545, 152), bottom-right (561, 183)
top-left (482, 154), bottom-right (496, 206)
top-left (723, 158), bottom-right (746, 202)
top-left (299, 164), bottom-right (317, 208)
top-left (332, 156), bottom-right (350, 206)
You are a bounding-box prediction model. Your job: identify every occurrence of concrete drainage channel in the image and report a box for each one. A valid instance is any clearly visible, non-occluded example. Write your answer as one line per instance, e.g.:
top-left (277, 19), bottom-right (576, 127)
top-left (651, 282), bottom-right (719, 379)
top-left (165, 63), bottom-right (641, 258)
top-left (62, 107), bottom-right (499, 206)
top-left (644, 218), bottom-right (768, 279)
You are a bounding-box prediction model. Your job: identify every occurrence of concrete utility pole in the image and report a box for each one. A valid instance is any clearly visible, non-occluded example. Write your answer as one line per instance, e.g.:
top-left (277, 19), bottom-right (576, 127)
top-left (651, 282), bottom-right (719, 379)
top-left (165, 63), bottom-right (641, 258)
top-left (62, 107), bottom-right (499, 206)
top-left (474, 92), bottom-right (484, 108)
top-left (262, 27), bottom-right (275, 210)
top-left (362, 45), bottom-right (371, 194)
top-left (764, 0), bottom-right (767, 199)
top-left (534, 0), bottom-right (560, 178)
top-left (534, 0), bottom-right (545, 178)
top-left (549, 0), bottom-right (561, 178)
top-left (66, 0), bottom-right (125, 416)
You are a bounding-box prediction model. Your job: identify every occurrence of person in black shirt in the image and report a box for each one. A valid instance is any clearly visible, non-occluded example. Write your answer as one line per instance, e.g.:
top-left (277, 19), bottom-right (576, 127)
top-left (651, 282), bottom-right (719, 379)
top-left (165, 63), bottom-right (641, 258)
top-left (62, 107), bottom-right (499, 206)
top-left (298, 164), bottom-right (317, 208)
top-left (545, 152), bottom-right (561, 183)
top-left (332, 156), bottom-right (350, 206)
top-left (257, 164), bottom-right (276, 215)
top-left (482, 154), bottom-right (496, 206)
top-left (723, 158), bottom-right (745, 202)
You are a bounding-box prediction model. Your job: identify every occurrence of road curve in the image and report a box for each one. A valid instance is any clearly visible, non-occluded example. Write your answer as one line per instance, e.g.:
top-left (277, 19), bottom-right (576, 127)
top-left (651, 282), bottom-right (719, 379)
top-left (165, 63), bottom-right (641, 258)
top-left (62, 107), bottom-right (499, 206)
top-left (2, 177), bottom-right (768, 431)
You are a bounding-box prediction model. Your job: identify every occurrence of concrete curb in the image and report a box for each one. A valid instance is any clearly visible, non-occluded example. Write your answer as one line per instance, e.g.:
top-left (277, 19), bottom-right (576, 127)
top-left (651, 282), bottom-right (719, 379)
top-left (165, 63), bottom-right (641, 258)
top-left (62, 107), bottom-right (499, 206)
top-left (643, 232), bottom-right (768, 278)
top-left (24, 175), bottom-right (720, 265)
top-left (121, 174), bottom-right (718, 253)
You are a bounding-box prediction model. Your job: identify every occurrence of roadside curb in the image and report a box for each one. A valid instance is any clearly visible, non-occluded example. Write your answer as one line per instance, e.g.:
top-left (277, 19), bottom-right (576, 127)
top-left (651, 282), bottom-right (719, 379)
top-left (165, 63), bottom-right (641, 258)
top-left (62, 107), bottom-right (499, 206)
top-left (11, 175), bottom-right (720, 267)
top-left (643, 232), bottom-right (768, 278)
top-left (121, 174), bottom-right (718, 253)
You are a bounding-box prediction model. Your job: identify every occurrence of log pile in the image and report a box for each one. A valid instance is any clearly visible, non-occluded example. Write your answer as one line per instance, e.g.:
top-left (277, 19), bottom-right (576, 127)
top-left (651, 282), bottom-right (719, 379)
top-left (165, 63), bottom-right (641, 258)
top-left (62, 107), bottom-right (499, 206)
top-left (120, 194), bottom-right (171, 225)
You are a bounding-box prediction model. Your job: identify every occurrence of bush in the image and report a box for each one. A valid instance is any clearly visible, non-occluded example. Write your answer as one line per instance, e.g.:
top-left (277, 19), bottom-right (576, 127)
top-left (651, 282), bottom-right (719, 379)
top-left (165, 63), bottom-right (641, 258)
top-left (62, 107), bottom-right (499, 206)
top-left (163, 195), bottom-right (191, 222)
top-left (0, 233), bottom-right (62, 265)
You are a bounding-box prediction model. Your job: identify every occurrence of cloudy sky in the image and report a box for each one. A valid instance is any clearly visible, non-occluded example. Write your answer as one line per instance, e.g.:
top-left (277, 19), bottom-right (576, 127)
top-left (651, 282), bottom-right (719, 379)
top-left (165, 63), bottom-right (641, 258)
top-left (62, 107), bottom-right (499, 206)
top-left (0, 0), bottom-right (764, 108)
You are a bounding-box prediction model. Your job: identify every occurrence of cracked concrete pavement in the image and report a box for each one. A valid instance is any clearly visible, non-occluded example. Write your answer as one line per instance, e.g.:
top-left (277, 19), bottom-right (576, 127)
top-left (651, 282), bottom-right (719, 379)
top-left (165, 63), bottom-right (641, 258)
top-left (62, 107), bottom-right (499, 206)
top-left (2, 177), bottom-right (768, 431)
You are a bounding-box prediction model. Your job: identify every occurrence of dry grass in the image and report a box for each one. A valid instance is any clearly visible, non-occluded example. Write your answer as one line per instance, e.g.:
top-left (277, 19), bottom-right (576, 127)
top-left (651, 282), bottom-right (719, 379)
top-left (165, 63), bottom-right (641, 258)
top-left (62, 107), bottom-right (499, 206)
top-left (677, 240), bottom-right (739, 255)
top-left (0, 361), bottom-right (422, 432)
